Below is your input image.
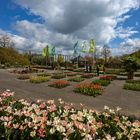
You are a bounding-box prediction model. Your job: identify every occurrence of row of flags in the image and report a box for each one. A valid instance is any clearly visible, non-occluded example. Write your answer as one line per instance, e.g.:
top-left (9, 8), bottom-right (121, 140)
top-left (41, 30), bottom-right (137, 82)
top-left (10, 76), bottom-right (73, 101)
top-left (73, 39), bottom-right (95, 56)
top-left (42, 45), bottom-right (56, 57)
top-left (42, 39), bottom-right (95, 57)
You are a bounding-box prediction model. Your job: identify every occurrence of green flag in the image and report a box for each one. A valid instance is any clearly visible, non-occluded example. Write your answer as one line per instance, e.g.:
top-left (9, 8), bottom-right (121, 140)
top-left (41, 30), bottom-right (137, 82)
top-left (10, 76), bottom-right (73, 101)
top-left (89, 39), bottom-right (95, 53)
top-left (73, 41), bottom-right (78, 56)
top-left (51, 46), bottom-right (56, 56)
top-left (82, 41), bottom-right (87, 53)
top-left (42, 47), bottom-right (46, 57)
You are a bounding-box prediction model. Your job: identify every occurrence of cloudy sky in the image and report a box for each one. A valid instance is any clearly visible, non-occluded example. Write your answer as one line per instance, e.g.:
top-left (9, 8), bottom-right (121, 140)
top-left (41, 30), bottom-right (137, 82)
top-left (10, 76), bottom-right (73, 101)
top-left (0, 0), bottom-right (140, 55)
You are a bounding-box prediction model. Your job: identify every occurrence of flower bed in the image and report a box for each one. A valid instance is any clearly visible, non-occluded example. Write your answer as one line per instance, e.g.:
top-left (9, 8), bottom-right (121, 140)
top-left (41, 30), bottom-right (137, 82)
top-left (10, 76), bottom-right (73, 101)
top-left (66, 72), bottom-right (77, 77)
top-left (81, 73), bottom-right (94, 78)
top-left (37, 73), bottom-right (51, 77)
top-left (17, 74), bottom-right (30, 80)
top-left (68, 77), bottom-right (85, 82)
top-left (99, 75), bottom-right (113, 81)
top-left (92, 79), bottom-right (110, 86)
top-left (30, 76), bottom-right (50, 83)
top-left (49, 80), bottom-right (70, 88)
top-left (123, 83), bottom-right (140, 91)
top-left (0, 90), bottom-right (140, 140)
top-left (74, 82), bottom-right (102, 97)
top-left (51, 74), bottom-right (66, 79)
top-left (126, 80), bottom-right (140, 84)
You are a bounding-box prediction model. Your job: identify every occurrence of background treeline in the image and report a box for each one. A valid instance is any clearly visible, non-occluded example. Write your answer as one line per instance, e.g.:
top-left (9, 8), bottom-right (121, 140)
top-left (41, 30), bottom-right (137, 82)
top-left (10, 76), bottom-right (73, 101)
top-left (0, 35), bottom-right (30, 67)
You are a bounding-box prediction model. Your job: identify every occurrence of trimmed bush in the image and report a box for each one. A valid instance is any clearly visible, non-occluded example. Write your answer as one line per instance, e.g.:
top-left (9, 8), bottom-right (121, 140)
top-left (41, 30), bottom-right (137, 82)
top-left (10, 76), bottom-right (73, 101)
top-left (92, 79), bottom-right (110, 86)
top-left (17, 74), bottom-right (30, 80)
top-left (68, 77), bottom-right (85, 82)
top-left (123, 83), bottom-right (140, 91)
top-left (74, 82), bottom-right (102, 97)
top-left (49, 80), bottom-right (69, 88)
top-left (30, 76), bottom-right (50, 83)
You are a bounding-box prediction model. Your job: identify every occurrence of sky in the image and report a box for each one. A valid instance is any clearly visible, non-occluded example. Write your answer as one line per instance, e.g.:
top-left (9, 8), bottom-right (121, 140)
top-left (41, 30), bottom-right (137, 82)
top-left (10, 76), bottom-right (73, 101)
top-left (0, 0), bottom-right (140, 56)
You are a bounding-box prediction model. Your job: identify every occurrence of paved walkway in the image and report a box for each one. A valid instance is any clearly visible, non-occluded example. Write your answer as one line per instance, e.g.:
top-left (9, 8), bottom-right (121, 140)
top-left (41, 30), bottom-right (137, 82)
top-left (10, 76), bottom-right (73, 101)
top-left (0, 69), bottom-right (140, 117)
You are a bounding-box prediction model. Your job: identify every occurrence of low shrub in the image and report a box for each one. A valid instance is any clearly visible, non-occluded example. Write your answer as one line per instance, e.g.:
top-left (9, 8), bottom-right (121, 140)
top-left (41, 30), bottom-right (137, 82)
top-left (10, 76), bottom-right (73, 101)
top-left (68, 77), bottom-right (85, 82)
top-left (126, 80), bottom-right (140, 84)
top-left (81, 73), bottom-right (94, 78)
top-left (51, 74), bottom-right (66, 79)
top-left (74, 82), bottom-right (102, 97)
top-left (92, 79), bottom-right (111, 86)
top-left (17, 74), bottom-right (30, 80)
top-left (30, 76), bottom-right (50, 83)
top-left (123, 83), bottom-right (140, 91)
top-left (49, 80), bottom-right (69, 88)
top-left (0, 90), bottom-right (140, 140)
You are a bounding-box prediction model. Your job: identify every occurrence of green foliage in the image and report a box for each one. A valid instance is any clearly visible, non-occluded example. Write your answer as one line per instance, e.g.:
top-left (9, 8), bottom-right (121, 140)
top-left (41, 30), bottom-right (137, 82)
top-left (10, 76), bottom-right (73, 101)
top-left (105, 68), bottom-right (122, 75)
top-left (0, 47), bottom-right (30, 66)
top-left (126, 80), bottom-right (140, 84)
top-left (30, 76), bottom-right (50, 83)
top-left (123, 83), bottom-right (140, 91)
top-left (68, 77), bottom-right (85, 82)
top-left (74, 83), bottom-right (102, 97)
top-left (37, 73), bottom-right (51, 77)
top-left (51, 73), bottom-right (66, 79)
top-left (122, 57), bottom-right (138, 73)
top-left (92, 79), bottom-right (110, 86)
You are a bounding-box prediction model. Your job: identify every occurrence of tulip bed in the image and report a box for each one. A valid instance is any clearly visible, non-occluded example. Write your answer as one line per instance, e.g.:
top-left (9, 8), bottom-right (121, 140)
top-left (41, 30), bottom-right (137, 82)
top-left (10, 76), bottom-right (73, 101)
top-left (49, 80), bottom-right (70, 88)
top-left (17, 74), bottom-right (30, 80)
top-left (81, 74), bottom-right (94, 79)
top-left (51, 74), bottom-right (66, 79)
top-left (92, 79), bottom-right (111, 86)
top-left (68, 77), bottom-right (85, 82)
top-left (0, 90), bottom-right (140, 140)
top-left (74, 82), bottom-right (102, 97)
top-left (30, 76), bottom-right (50, 83)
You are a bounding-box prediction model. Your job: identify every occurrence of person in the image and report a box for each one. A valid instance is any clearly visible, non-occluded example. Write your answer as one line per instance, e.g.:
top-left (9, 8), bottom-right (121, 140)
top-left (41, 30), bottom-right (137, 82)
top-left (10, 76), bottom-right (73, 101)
top-left (96, 65), bottom-right (99, 76)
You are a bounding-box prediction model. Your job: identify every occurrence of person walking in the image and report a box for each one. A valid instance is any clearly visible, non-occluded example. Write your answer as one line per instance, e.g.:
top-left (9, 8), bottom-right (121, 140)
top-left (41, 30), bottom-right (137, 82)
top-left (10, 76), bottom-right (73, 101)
top-left (96, 65), bottom-right (99, 76)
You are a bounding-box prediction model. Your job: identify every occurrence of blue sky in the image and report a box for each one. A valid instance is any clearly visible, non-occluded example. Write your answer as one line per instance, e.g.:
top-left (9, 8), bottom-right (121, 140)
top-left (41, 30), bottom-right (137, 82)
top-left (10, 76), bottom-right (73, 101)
top-left (0, 0), bottom-right (140, 55)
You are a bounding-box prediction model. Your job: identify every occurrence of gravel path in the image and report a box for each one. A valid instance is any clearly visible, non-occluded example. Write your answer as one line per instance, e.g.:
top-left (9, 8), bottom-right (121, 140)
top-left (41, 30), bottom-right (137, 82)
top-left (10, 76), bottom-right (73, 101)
top-left (0, 69), bottom-right (140, 117)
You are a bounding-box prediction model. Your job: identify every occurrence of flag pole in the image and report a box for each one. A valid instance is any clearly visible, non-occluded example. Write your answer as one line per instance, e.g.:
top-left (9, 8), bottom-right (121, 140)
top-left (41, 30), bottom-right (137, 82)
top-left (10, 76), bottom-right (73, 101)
top-left (46, 45), bottom-right (48, 68)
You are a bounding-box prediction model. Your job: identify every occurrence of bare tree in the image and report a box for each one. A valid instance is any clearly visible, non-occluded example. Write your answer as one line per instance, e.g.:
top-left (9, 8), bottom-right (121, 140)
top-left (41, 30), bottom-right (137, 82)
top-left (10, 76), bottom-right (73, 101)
top-left (0, 35), bottom-right (14, 48)
top-left (101, 44), bottom-right (111, 63)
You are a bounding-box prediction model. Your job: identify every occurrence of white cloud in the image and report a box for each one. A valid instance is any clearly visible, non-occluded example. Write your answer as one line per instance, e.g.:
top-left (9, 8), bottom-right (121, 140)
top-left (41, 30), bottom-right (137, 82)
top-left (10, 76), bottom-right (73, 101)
top-left (1, 0), bottom-right (139, 55)
top-left (116, 26), bottom-right (139, 39)
top-left (111, 38), bottom-right (140, 56)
